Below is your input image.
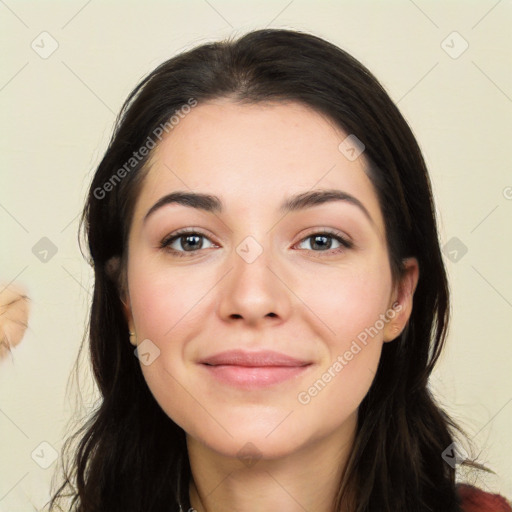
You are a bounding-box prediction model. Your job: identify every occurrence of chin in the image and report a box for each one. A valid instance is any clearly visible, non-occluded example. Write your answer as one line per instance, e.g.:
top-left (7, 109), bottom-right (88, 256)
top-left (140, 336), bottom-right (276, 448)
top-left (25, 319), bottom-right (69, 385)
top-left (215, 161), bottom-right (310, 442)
top-left (185, 410), bottom-right (318, 463)
top-left (195, 431), bottom-right (302, 463)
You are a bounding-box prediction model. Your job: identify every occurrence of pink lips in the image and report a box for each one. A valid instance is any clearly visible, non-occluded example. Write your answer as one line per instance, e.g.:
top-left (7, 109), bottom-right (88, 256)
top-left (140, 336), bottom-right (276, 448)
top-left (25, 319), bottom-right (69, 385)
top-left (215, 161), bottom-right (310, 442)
top-left (200, 349), bottom-right (312, 389)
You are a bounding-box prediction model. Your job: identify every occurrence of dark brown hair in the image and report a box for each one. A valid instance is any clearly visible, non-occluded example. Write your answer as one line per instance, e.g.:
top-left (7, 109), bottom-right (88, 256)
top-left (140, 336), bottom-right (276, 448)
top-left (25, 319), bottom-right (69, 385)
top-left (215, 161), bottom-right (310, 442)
top-left (48, 28), bottom-right (484, 511)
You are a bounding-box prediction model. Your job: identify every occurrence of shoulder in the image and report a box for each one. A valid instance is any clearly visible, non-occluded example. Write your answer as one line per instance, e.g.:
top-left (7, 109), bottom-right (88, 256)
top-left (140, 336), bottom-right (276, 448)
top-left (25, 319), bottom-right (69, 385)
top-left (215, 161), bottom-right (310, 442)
top-left (457, 483), bottom-right (512, 512)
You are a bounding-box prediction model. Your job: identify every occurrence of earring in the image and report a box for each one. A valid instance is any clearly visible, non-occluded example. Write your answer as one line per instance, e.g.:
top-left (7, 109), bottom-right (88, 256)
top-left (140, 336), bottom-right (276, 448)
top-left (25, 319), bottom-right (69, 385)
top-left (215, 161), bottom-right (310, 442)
top-left (129, 331), bottom-right (137, 346)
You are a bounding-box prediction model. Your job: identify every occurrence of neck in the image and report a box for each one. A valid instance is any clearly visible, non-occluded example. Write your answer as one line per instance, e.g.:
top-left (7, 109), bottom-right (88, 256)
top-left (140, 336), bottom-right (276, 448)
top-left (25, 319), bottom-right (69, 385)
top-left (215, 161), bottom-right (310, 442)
top-left (186, 412), bottom-right (357, 512)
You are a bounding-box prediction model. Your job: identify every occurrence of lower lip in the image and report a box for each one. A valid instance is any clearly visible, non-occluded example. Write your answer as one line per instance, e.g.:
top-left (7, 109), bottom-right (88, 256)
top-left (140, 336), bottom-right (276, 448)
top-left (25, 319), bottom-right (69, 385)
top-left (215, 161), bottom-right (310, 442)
top-left (201, 364), bottom-right (311, 389)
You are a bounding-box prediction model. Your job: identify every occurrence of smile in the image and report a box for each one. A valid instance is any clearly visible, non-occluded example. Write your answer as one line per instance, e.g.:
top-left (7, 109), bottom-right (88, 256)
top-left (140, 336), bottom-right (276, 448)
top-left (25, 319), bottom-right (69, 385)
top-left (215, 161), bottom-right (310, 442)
top-left (198, 349), bottom-right (313, 389)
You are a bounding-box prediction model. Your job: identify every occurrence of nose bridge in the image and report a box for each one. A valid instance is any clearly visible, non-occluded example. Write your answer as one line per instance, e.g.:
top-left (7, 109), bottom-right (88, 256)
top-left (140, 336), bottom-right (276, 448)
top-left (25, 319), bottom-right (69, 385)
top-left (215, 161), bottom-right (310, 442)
top-left (218, 232), bottom-right (291, 323)
top-left (232, 233), bottom-right (276, 294)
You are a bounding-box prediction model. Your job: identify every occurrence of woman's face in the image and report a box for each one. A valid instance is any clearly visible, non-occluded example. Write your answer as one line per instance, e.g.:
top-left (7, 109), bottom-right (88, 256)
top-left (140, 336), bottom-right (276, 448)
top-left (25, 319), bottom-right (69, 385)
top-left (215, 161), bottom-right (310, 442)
top-left (124, 99), bottom-right (417, 460)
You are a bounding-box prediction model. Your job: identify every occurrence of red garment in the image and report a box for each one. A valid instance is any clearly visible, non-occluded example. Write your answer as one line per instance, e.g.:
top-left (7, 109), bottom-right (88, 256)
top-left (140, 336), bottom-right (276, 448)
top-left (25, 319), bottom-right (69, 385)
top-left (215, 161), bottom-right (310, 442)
top-left (458, 484), bottom-right (512, 512)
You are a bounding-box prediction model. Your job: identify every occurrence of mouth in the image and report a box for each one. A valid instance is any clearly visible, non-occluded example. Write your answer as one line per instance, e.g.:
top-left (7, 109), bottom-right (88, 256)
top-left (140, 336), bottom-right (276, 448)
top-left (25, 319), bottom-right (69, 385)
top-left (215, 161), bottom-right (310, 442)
top-left (199, 349), bottom-right (313, 389)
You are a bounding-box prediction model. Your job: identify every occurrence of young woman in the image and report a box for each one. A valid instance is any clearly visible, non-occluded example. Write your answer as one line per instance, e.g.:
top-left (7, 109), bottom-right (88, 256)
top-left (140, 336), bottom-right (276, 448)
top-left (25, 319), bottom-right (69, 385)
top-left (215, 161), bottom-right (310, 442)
top-left (48, 29), bottom-right (511, 512)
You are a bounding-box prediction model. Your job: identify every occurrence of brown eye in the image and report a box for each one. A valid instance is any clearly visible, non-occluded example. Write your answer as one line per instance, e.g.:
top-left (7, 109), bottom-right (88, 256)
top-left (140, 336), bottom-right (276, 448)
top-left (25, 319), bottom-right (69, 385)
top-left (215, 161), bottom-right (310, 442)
top-left (160, 230), bottom-right (216, 256)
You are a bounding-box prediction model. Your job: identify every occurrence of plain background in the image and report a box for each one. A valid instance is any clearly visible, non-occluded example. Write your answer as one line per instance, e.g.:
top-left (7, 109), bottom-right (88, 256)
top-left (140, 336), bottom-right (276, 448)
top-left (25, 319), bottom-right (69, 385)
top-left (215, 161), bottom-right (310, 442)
top-left (0, 1), bottom-right (511, 509)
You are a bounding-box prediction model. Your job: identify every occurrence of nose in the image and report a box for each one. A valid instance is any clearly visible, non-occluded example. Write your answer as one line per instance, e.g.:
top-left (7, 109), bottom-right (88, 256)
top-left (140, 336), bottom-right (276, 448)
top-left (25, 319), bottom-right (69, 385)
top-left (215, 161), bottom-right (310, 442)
top-left (217, 238), bottom-right (293, 327)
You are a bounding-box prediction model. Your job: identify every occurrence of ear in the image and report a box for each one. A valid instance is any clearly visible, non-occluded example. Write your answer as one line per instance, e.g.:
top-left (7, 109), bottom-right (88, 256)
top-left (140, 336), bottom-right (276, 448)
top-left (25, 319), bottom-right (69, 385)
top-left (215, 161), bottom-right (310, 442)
top-left (105, 255), bottom-right (134, 331)
top-left (121, 293), bottom-right (134, 331)
top-left (383, 257), bottom-right (419, 342)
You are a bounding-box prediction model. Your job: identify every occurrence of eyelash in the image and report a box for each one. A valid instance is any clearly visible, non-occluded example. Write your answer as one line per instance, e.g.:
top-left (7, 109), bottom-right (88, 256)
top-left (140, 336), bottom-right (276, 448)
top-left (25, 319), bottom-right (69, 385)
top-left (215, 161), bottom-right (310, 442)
top-left (159, 228), bottom-right (353, 258)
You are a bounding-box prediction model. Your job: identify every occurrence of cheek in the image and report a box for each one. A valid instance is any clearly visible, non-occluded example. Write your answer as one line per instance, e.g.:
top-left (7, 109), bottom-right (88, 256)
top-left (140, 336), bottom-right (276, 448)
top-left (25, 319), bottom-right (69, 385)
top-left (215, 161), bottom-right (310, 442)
top-left (292, 262), bottom-right (391, 413)
top-left (296, 259), bottom-right (393, 350)
top-left (293, 344), bottom-right (380, 449)
top-left (127, 261), bottom-right (216, 429)
top-left (129, 262), bottom-right (210, 340)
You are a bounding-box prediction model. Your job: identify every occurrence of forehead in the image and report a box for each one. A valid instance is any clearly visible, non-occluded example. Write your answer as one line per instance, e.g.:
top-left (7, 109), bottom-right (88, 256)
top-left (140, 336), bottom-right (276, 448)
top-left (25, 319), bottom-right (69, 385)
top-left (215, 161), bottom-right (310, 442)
top-left (132, 99), bottom-right (384, 232)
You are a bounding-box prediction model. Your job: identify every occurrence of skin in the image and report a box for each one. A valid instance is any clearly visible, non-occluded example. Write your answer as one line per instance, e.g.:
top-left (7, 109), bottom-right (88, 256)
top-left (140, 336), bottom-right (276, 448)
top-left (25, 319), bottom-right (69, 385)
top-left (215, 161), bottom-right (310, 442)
top-left (122, 99), bottom-right (419, 512)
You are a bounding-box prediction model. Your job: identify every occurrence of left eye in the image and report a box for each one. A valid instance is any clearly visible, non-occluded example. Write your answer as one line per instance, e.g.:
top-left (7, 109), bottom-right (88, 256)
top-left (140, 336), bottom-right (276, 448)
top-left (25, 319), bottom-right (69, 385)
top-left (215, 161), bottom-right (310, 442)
top-left (296, 233), bottom-right (352, 252)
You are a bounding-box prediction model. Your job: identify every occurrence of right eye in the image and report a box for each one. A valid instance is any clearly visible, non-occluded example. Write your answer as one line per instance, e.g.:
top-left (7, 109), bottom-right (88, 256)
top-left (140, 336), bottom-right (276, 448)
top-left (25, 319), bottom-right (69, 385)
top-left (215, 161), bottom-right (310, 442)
top-left (160, 229), bottom-right (217, 257)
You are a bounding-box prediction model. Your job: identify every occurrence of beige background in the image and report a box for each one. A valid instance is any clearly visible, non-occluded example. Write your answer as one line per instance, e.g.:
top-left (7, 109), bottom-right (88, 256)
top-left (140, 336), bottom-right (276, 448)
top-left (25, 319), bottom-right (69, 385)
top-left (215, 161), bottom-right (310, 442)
top-left (0, 0), bottom-right (511, 509)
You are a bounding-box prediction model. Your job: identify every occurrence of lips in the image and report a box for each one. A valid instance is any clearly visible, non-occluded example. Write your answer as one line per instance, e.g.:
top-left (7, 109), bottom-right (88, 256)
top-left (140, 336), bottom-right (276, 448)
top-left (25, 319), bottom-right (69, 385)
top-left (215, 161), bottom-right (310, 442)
top-left (200, 349), bottom-right (311, 367)
top-left (199, 350), bottom-right (313, 389)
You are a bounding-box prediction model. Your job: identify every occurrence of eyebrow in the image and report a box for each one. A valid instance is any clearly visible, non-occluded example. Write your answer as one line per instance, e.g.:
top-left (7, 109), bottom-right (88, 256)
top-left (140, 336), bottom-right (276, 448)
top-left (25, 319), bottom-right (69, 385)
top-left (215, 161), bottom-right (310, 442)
top-left (143, 189), bottom-right (375, 226)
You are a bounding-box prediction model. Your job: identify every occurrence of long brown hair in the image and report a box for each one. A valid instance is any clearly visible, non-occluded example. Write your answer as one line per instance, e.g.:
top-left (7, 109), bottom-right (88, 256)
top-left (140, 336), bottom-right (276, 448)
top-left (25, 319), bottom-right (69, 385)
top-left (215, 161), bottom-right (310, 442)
top-left (48, 28), bottom-right (483, 511)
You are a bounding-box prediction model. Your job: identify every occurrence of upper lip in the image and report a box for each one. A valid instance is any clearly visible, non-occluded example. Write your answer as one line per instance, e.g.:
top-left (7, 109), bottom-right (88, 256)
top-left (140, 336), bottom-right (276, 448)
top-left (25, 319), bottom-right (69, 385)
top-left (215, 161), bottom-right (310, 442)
top-left (200, 350), bottom-right (311, 367)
